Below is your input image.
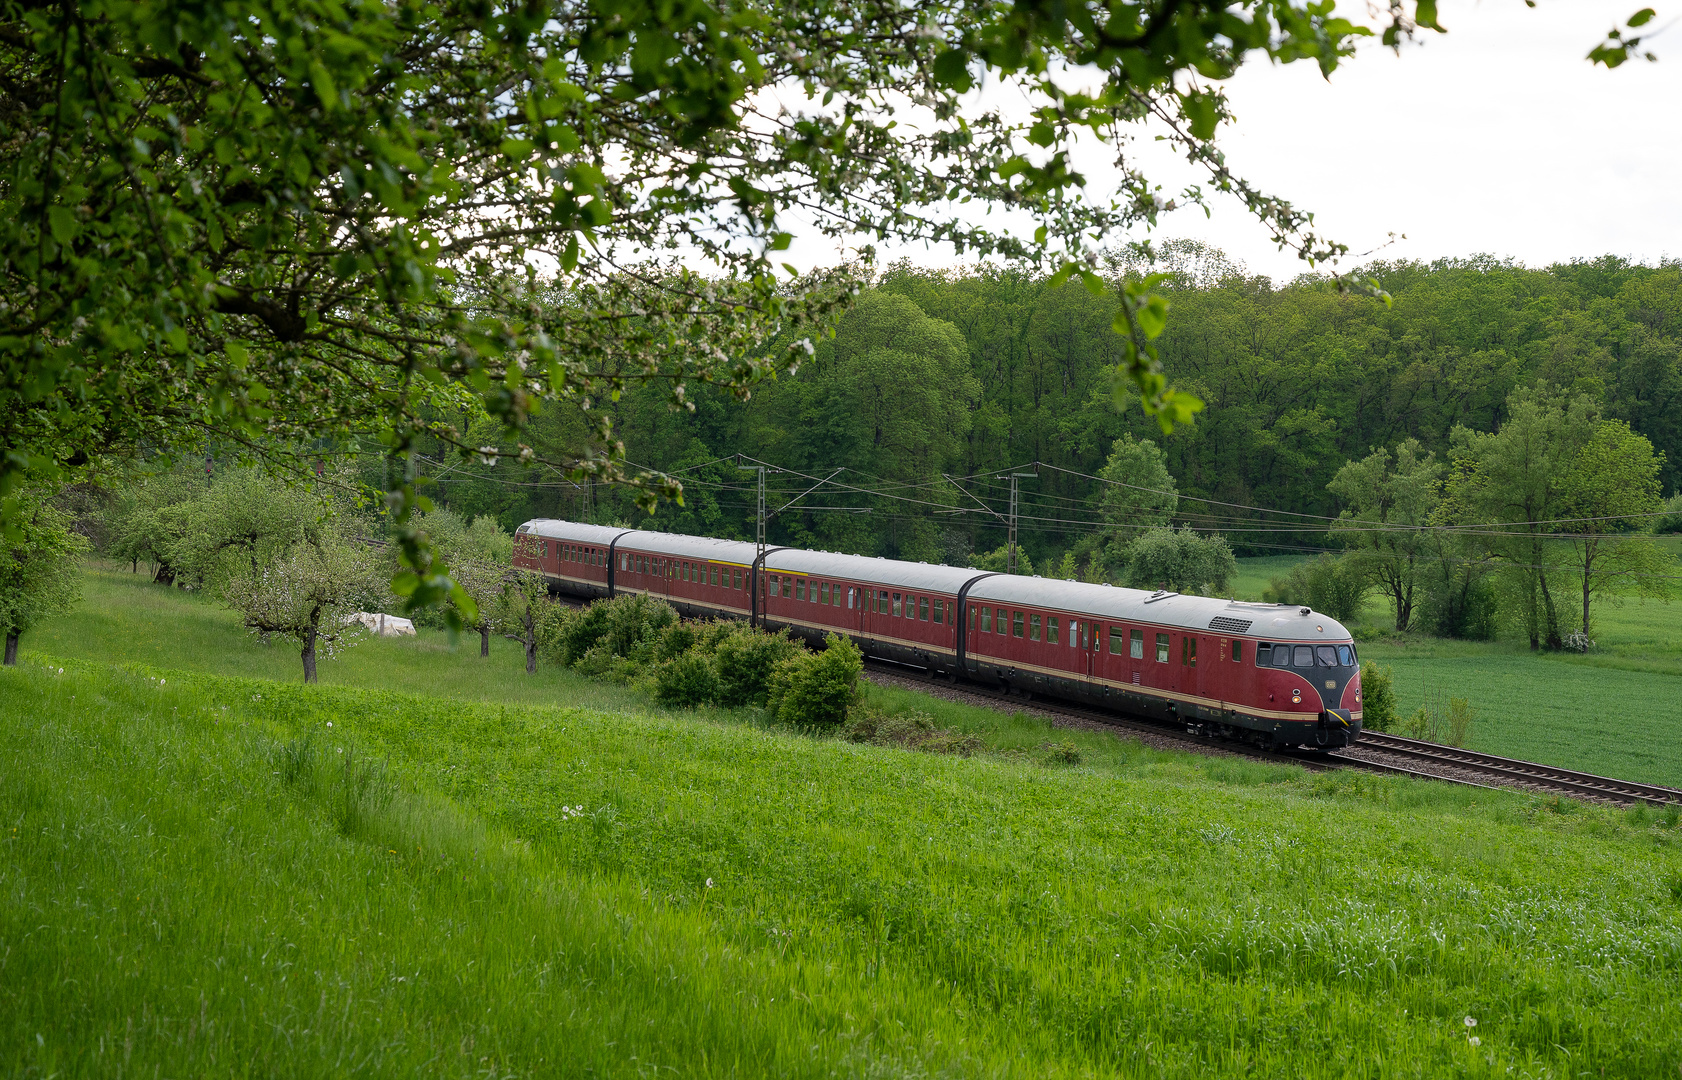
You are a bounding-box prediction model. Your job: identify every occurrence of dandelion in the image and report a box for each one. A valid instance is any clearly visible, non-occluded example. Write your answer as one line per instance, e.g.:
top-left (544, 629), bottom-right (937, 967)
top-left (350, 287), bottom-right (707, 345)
top-left (326, 721), bottom-right (333, 728)
top-left (1464, 1017), bottom-right (1477, 1028)
top-left (1468, 1036), bottom-right (1480, 1047)
top-left (706, 878), bottom-right (715, 889)
top-left (159, 678), bottom-right (165, 686)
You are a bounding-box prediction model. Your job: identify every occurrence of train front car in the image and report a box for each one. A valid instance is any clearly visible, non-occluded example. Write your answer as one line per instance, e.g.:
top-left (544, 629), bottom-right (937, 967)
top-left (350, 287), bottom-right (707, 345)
top-left (960, 577), bottom-right (1362, 751)
top-left (1242, 606), bottom-right (1363, 749)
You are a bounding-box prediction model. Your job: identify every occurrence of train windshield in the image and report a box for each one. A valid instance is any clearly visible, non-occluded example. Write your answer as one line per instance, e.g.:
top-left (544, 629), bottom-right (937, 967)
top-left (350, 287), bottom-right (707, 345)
top-left (1293, 645), bottom-right (1314, 667)
top-left (1315, 645), bottom-right (1339, 667)
top-left (1337, 645), bottom-right (1355, 667)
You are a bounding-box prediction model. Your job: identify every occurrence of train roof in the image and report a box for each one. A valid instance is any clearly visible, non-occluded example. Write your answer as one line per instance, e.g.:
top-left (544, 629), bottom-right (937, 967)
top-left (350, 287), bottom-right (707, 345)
top-left (517, 520), bottom-right (631, 546)
top-left (616, 530), bottom-right (761, 566)
top-left (967, 575), bottom-right (1350, 642)
top-left (764, 548), bottom-right (984, 592)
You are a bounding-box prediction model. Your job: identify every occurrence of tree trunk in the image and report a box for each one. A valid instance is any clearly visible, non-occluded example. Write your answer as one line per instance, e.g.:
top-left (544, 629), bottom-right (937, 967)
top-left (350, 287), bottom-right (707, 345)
top-left (1539, 570), bottom-right (1563, 651)
top-left (3, 632), bottom-right (17, 666)
top-left (480, 625), bottom-right (490, 658)
top-left (1581, 539), bottom-right (1595, 638)
top-left (522, 607), bottom-right (536, 674)
top-left (153, 561), bottom-right (175, 586)
top-left (301, 606), bottom-right (321, 684)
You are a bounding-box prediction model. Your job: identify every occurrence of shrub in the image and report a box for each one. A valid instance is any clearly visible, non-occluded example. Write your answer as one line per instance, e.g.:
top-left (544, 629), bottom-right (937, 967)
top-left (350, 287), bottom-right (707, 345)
top-left (1358, 661), bottom-right (1397, 733)
top-left (713, 626), bottom-right (801, 707)
top-left (1263, 554), bottom-right (1368, 623)
top-left (657, 622), bottom-right (698, 662)
top-left (767, 634), bottom-right (862, 729)
top-left (1654, 492), bottom-right (1682, 534)
top-left (654, 651), bottom-right (718, 708)
top-left (1043, 741), bottom-right (1082, 766)
top-left (840, 706), bottom-right (982, 755)
top-left (552, 602), bottom-right (611, 665)
top-left (1445, 696), bottom-right (1475, 749)
top-left (604, 593), bottom-right (677, 657)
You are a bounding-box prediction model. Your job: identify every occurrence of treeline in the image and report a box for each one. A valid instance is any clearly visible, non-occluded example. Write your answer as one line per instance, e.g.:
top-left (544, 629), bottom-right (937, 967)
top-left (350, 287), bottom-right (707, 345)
top-left (429, 250), bottom-right (1682, 571)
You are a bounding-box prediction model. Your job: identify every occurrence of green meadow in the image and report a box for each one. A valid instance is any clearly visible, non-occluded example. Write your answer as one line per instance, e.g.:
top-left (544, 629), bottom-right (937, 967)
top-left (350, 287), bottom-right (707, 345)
top-left (5, 568), bottom-right (1682, 1077)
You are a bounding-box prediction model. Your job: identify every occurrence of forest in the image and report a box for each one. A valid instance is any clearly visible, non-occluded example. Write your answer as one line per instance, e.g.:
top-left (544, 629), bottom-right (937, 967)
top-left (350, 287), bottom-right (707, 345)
top-left (415, 252), bottom-right (1680, 638)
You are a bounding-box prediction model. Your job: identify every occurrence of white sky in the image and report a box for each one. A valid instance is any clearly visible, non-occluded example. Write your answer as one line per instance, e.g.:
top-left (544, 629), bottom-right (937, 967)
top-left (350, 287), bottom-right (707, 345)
top-left (783, 0), bottom-right (1682, 282)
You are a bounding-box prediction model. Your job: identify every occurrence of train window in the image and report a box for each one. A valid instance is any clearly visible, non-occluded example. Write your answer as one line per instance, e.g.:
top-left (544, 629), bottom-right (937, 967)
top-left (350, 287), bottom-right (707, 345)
top-left (1011, 611), bottom-right (1024, 637)
top-left (1047, 617), bottom-right (1059, 644)
top-left (980, 606), bottom-right (991, 632)
top-left (1182, 637), bottom-right (1197, 667)
top-left (770, 576), bottom-right (780, 597)
top-left (1029, 614), bottom-right (1040, 641)
top-left (1336, 645), bottom-right (1353, 667)
top-left (1293, 645), bottom-right (1314, 667)
top-left (996, 608), bottom-right (1008, 634)
top-left (889, 592), bottom-right (899, 616)
top-left (1233, 641), bottom-right (1244, 663)
top-left (811, 581), bottom-right (820, 603)
top-left (1256, 642), bottom-right (1270, 665)
top-left (847, 587), bottom-right (855, 609)
top-left (1274, 645), bottom-right (1292, 669)
top-left (1128, 629), bottom-right (1143, 659)
top-left (1108, 627), bottom-right (1124, 655)
top-left (639, 556), bottom-right (647, 574)
top-left (1316, 645), bottom-right (1338, 667)
top-left (919, 597), bottom-right (929, 621)
top-left (820, 581), bottom-right (830, 604)
top-left (1155, 633), bottom-right (1170, 663)
top-left (1067, 619), bottom-right (1078, 648)
top-left (733, 568), bottom-right (742, 590)
top-left (933, 600), bottom-right (944, 624)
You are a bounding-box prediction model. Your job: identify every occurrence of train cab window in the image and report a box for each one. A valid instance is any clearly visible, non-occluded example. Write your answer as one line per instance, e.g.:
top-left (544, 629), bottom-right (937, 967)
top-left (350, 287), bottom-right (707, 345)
top-left (1316, 645), bottom-right (1338, 667)
top-left (1336, 645), bottom-right (1354, 667)
top-left (1292, 645), bottom-right (1314, 667)
top-left (980, 606), bottom-right (991, 632)
top-left (1155, 633), bottom-right (1170, 663)
top-left (1108, 627), bottom-right (1124, 655)
top-left (1011, 611), bottom-right (1024, 637)
top-left (1233, 641), bottom-right (1244, 663)
top-left (1130, 629), bottom-right (1144, 659)
top-left (1047, 617), bottom-right (1059, 644)
top-left (1273, 645), bottom-right (1292, 668)
top-left (919, 597), bottom-right (930, 621)
top-left (1029, 614), bottom-right (1040, 641)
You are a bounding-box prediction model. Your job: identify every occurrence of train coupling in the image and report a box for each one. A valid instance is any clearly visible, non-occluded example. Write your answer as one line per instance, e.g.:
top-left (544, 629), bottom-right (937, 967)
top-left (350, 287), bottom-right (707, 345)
top-left (1316, 709), bottom-right (1360, 748)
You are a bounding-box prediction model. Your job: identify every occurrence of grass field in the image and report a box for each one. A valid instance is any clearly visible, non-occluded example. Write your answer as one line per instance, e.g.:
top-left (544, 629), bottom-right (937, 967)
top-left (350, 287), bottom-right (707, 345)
top-left (8, 638), bottom-right (1682, 1075)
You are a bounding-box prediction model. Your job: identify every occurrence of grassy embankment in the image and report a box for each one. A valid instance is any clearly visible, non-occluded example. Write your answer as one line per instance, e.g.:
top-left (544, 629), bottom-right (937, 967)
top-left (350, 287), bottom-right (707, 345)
top-left (6, 569), bottom-right (1682, 1076)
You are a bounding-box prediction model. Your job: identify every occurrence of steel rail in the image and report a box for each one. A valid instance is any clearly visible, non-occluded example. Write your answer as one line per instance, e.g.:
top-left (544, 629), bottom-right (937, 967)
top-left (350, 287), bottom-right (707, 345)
top-left (1350, 732), bottom-right (1682, 807)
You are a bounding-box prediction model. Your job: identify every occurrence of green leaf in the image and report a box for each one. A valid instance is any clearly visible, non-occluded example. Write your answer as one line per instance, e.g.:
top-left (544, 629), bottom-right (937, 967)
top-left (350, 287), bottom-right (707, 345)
top-left (932, 49), bottom-right (972, 92)
top-left (1628, 7), bottom-right (1656, 26)
top-left (47, 206), bottom-right (77, 246)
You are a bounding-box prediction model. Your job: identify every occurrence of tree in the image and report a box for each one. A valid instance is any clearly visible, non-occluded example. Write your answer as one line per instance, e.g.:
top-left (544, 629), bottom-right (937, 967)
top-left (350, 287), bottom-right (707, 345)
top-left (1121, 527), bottom-right (1235, 595)
top-left (497, 569), bottom-right (553, 675)
top-left (3, 0), bottom-right (1483, 605)
top-left (1327, 439), bottom-right (1442, 631)
top-left (222, 539), bottom-right (378, 683)
top-left (1561, 420), bottom-right (1672, 636)
top-left (438, 515), bottom-right (515, 657)
top-left (1098, 435), bottom-right (1179, 536)
top-left (0, 493), bottom-right (90, 664)
top-left (1442, 386), bottom-right (1598, 650)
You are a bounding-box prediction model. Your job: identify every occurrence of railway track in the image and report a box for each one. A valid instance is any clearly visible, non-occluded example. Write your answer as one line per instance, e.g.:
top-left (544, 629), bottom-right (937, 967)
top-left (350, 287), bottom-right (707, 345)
top-left (863, 659), bottom-right (1682, 806)
top-left (862, 659), bottom-right (1482, 788)
top-left (1339, 732), bottom-right (1682, 807)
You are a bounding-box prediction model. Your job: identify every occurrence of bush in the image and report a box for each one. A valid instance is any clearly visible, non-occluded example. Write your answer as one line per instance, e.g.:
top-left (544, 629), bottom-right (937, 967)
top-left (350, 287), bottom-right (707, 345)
top-left (1262, 554), bottom-right (1368, 623)
top-left (1422, 565), bottom-right (1497, 640)
top-left (841, 706), bottom-right (982, 756)
top-left (767, 634), bottom-right (862, 729)
top-left (1358, 661), bottom-right (1397, 733)
top-left (604, 593), bottom-right (677, 657)
top-left (656, 622), bottom-right (698, 662)
top-left (1042, 741), bottom-right (1082, 766)
top-left (1653, 492), bottom-right (1682, 534)
top-left (552, 602), bottom-right (611, 665)
top-left (713, 625), bottom-right (801, 707)
top-left (653, 651), bottom-right (718, 708)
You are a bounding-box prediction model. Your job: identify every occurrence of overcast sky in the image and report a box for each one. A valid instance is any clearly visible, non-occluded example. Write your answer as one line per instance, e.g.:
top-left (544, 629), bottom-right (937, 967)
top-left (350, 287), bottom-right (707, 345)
top-left (785, 0), bottom-right (1682, 282)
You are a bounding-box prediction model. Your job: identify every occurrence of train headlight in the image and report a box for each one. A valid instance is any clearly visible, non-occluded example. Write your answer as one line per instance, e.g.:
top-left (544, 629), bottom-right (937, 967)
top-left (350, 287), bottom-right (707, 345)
top-left (1291, 689), bottom-right (1302, 704)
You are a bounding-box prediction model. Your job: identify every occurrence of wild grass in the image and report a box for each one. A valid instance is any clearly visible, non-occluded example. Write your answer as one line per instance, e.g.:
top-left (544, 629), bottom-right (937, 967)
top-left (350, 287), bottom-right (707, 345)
top-left (6, 657), bottom-right (1682, 1078)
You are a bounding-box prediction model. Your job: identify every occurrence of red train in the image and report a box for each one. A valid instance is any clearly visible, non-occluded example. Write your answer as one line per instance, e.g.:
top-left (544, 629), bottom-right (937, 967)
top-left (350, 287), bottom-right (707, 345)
top-left (514, 519), bottom-right (1365, 749)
